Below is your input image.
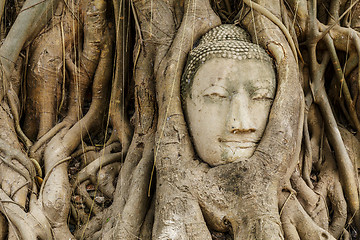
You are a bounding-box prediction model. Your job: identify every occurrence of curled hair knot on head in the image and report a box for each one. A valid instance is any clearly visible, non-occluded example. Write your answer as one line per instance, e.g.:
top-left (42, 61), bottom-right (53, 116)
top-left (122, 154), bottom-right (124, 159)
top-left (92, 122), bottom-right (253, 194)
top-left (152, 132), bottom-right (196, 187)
top-left (181, 24), bottom-right (273, 101)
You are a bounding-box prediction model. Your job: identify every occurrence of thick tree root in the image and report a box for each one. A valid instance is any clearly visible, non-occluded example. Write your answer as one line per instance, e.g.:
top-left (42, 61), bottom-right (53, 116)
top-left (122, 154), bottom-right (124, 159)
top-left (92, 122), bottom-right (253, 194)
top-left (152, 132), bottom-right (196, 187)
top-left (280, 191), bottom-right (336, 240)
top-left (74, 152), bottom-right (122, 186)
top-left (0, 188), bottom-right (53, 240)
top-left (39, 27), bottom-right (112, 239)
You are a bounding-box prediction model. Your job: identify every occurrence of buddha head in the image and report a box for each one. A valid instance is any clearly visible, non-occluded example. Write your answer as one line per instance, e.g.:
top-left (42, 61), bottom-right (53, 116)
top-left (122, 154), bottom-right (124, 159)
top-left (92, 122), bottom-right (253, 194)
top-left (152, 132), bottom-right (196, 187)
top-left (182, 25), bottom-right (276, 167)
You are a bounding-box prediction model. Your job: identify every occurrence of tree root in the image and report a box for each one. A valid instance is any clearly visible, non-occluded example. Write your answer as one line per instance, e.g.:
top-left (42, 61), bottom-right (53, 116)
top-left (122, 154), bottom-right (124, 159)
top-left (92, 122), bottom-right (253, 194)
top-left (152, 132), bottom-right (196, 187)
top-left (22, 1), bottom-right (79, 142)
top-left (7, 86), bottom-right (32, 150)
top-left (76, 180), bottom-right (101, 215)
top-left (323, 32), bottom-right (360, 132)
top-left (315, 140), bottom-right (347, 238)
top-left (151, 0), bottom-right (221, 239)
top-left (0, 0), bottom-right (61, 101)
top-left (111, 139), bottom-right (154, 239)
top-left (0, 156), bottom-right (30, 186)
top-left (38, 18), bottom-right (113, 239)
top-left (280, 191), bottom-right (336, 240)
top-left (100, 1), bottom-right (160, 238)
top-left (109, 0), bottom-right (132, 155)
top-left (302, 93), bottom-right (314, 188)
top-left (0, 188), bottom-right (53, 240)
top-left (74, 152), bottom-right (122, 186)
top-left (243, 0), bottom-right (301, 63)
top-left (29, 121), bottom-right (67, 161)
top-left (307, 1), bottom-right (360, 230)
top-left (96, 162), bottom-right (121, 199)
top-left (64, 51), bottom-right (92, 123)
top-left (75, 209), bottom-right (106, 240)
top-left (0, 138), bottom-right (35, 185)
top-left (0, 212), bottom-right (7, 240)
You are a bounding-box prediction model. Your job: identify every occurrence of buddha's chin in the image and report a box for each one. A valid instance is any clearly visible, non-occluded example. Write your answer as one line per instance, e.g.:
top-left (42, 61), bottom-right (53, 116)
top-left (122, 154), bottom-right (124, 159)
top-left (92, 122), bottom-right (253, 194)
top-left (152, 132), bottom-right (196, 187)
top-left (201, 146), bottom-right (256, 167)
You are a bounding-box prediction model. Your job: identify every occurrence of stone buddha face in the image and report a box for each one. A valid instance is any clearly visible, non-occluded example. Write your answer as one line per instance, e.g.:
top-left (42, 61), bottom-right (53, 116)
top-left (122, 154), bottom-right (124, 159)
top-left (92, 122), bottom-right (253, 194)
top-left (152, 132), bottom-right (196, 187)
top-left (185, 57), bottom-right (276, 166)
top-left (182, 25), bottom-right (277, 167)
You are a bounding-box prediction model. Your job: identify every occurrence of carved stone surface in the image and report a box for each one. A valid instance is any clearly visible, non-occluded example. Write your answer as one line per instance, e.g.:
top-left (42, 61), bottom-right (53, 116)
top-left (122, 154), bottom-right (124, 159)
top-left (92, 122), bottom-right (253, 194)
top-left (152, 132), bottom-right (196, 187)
top-left (182, 25), bottom-right (276, 166)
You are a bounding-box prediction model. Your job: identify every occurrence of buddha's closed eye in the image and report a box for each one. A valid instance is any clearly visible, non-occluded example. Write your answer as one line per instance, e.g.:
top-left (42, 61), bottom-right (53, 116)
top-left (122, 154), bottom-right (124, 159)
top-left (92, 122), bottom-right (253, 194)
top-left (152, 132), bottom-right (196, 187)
top-left (251, 88), bottom-right (274, 101)
top-left (202, 86), bottom-right (229, 100)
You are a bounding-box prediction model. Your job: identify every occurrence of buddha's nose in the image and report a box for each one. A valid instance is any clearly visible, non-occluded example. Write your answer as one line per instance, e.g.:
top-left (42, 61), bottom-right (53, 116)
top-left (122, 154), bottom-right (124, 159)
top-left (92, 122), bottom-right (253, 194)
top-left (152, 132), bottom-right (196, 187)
top-left (227, 93), bottom-right (256, 134)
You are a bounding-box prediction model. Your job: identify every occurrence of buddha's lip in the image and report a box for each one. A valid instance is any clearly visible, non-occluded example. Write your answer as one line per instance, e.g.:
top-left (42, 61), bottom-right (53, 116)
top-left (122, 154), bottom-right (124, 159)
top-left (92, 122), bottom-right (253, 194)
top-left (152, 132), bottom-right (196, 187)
top-left (218, 138), bottom-right (258, 148)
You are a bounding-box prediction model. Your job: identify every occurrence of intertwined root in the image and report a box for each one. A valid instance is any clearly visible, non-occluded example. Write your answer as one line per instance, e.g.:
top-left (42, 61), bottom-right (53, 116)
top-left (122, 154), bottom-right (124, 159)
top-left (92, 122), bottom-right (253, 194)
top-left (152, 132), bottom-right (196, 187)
top-left (2, 0), bottom-right (360, 239)
top-left (0, 0), bottom-right (122, 239)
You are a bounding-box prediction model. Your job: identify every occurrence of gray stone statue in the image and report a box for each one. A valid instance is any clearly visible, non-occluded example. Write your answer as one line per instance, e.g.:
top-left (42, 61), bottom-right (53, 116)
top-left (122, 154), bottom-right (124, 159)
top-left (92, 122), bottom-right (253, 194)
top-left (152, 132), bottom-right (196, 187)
top-left (182, 24), bottom-right (276, 166)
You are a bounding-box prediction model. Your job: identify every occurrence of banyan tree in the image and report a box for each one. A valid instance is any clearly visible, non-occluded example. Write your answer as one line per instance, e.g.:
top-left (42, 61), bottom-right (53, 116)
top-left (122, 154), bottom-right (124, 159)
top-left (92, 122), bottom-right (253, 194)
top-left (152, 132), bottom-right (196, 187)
top-left (0, 0), bottom-right (360, 239)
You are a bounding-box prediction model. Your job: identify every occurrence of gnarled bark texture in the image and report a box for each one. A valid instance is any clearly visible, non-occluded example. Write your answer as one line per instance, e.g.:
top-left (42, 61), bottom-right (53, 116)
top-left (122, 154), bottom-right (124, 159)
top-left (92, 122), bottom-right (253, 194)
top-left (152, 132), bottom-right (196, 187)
top-left (0, 0), bottom-right (360, 239)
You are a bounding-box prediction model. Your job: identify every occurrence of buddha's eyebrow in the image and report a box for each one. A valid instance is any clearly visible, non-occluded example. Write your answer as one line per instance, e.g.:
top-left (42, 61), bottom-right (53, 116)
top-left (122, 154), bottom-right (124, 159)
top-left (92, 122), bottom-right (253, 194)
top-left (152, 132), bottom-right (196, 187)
top-left (249, 78), bottom-right (275, 88)
top-left (201, 84), bottom-right (229, 94)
